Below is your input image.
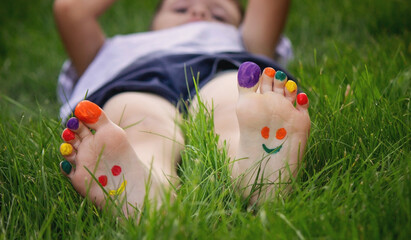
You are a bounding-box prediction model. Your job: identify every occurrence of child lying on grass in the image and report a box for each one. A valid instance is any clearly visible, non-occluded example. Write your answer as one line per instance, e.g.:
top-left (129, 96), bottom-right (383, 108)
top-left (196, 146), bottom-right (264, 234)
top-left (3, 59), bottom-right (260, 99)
top-left (54, 0), bottom-right (310, 217)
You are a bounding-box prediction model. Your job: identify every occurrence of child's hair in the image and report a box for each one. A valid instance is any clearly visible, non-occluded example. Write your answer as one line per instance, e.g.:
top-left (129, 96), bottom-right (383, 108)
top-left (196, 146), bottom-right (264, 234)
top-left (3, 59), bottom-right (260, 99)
top-left (153, 0), bottom-right (244, 22)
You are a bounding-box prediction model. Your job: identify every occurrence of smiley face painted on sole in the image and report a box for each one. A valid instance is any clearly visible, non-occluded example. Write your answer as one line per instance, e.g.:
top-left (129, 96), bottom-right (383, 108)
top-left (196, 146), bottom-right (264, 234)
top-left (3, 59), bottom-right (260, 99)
top-left (98, 165), bottom-right (127, 196)
top-left (261, 127), bottom-right (287, 154)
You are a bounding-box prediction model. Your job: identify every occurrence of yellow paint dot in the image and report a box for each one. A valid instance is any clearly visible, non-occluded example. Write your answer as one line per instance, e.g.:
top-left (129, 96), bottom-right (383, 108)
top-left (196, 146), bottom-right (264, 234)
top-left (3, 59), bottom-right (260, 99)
top-left (285, 80), bottom-right (297, 93)
top-left (60, 143), bottom-right (73, 156)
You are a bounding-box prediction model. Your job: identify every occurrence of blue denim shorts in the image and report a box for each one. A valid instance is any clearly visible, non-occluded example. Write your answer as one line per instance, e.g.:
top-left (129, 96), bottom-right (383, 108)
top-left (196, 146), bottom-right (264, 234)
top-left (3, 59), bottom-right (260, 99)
top-left (86, 52), bottom-right (294, 109)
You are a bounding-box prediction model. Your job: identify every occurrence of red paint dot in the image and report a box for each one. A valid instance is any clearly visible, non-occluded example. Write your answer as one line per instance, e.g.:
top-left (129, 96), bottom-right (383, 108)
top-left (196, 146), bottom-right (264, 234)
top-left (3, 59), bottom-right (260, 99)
top-left (111, 165), bottom-right (122, 176)
top-left (98, 175), bottom-right (108, 187)
top-left (62, 128), bottom-right (75, 141)
top-left (276, 128), bottom-right (287, 140)
top-left (261, 127), bottom-right (270, 139)
top-left (297, 93), bottom-right (308, 105)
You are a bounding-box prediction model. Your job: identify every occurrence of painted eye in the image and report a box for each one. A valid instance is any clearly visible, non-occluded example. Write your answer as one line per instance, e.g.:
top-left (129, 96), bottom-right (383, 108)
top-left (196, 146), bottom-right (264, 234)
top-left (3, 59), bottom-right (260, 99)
top-left (98, 175), bottom-right (108, 186)
top-left (111, 165), bottom-right (122, 176)
top-left (276, 128), bottom-right (287, 140)
top-left (98, 165), bottom-right (122, 187)
top-left (261, 126), bottom-right (270, 139)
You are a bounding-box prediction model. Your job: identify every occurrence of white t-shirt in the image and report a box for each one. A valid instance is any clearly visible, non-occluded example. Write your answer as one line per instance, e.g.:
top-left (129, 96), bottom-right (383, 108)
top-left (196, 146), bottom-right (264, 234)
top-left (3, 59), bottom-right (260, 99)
top-left (57, 22), bottom-right (292, 120)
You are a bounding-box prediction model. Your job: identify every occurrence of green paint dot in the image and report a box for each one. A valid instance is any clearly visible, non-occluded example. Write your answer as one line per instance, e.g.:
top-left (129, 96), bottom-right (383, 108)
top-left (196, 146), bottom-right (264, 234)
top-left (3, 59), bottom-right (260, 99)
top-left (275, 71), bottom-right (287, 81)
top-left (61, 161), bottom-right (72, 174)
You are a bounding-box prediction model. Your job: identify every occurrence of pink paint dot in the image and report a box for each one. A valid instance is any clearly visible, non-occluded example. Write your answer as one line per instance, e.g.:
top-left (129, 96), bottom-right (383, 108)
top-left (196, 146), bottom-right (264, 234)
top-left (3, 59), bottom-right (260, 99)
top-left (111, 165), bottom-right (122, 176)
top-left (98, 175), bottom-right (108, 187)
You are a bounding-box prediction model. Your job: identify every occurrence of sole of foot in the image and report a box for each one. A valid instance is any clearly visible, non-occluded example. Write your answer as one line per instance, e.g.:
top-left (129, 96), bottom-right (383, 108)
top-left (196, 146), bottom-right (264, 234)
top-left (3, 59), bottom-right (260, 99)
top-left (234, 62), bottom-right (310, 205)
top-left (59, 100), bottom-right (161, 217)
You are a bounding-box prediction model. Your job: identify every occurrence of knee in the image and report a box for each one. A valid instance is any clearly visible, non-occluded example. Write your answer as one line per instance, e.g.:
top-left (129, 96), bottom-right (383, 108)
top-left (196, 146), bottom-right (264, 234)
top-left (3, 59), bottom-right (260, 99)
top-left (53, 0), bottom-right (83, 22)
top-left (53, 0), bottom-right (71, 16)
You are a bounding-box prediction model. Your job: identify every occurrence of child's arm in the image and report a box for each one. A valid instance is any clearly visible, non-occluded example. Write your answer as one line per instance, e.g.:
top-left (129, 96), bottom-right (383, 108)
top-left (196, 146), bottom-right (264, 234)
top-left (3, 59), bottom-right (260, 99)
top-left (241, 0), bottom-right (291, 59)
top-left (53, 0), bottom-right (117, 76)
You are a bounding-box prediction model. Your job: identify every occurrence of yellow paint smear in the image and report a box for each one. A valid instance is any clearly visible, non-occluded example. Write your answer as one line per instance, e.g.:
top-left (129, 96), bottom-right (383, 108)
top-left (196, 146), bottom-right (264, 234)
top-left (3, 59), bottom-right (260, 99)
top-left (109, 180), bottom-right (127, 196)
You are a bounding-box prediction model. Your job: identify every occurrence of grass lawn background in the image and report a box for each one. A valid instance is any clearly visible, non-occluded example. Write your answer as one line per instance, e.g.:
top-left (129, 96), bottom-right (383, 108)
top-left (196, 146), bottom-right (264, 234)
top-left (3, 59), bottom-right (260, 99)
top-left (1, 0), bottom-right (410, 239)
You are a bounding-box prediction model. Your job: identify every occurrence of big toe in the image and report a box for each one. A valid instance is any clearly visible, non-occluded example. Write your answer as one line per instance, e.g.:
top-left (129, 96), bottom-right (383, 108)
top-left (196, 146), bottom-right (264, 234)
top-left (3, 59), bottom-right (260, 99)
top-left (74, 100), bottom-right (110, 129)
top-left (237, 62), bottom-right (261, 94)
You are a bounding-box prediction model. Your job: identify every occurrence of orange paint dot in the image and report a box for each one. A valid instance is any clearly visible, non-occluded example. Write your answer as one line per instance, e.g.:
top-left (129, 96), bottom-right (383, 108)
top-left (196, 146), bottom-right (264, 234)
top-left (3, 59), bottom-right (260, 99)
top-left (74, 100), bottom-right (102, 124)
top-left (276, 128), bottom-right (287, 140)
top-left (261, 126), bottom-right (270, 139)
top-left (264, 67), bottom-right (276, 78)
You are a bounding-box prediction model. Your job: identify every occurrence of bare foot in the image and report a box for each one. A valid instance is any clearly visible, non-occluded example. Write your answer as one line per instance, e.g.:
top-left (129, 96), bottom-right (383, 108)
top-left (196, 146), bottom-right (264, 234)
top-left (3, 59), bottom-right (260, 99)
top-left (233, 62), bottom-right (310, 204)
top-left (59, 100), bottom-right (161, 217)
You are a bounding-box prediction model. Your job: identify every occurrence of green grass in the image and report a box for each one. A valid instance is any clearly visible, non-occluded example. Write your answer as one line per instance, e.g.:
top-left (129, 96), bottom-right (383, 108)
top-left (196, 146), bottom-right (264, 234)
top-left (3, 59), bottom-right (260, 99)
top-left (1, 0), bottom-right (410, 239)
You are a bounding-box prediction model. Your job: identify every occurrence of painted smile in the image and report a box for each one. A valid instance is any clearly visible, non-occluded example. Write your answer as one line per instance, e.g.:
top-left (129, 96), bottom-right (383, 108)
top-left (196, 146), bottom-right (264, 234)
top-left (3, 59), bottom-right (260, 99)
top-left (260, 126), bottom-right (287, 154)
top-left (109, 180), bottom-right (127, 196)
top-left (98, 165), bottom-right (127, 196)
top-left (262, 142), bottom-right (285, 154)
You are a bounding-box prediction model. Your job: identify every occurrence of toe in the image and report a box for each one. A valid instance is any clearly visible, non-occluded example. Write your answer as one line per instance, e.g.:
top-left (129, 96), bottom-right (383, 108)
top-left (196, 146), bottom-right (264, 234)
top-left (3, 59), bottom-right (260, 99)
top-left (60, 143), bottom-right (77, 165)
top-left (66, 117), bottom-right (92, 139)
top-left (62, 128), bottom-right (75, 142)
top-left (284, 80), bottom-right (298, 103)
top-left (74, 100), bottom-right (110, 130)
top-left (260, 67), bottom-right (275, 94)
top-left (296, 93), bottom-right (309, 111)
top-left (61, 128), bottom-right (81, 148)
top-left (66, 117), bottom-right (79, 131)
top-left (60, 160), bottom-right (74, 178)
top-left (237, 62), bottom-right (261, 94)
top-left (273, 70), bottom-right (287, 95)
top-left (60, 143), bottom-right (74, 157)
top-left (67, 118), bottom-right (92, 140)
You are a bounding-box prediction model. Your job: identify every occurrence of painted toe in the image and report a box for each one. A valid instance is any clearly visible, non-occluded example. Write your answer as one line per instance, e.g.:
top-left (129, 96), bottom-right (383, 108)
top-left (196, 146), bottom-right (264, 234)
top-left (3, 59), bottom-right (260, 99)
top-left (60, 160), bottom-right (74, 177)
top-left (296, 93), bottom-right (309, 110)
top-left (260, 67), bottom-right (275, 94)
top-left (285, 80), bottom-right (297, 103)
top-left (237, 62), bottom-right (261, 94)
top-left (273, 70), bottom-right (287, 95)
top-left (74, 100), bottom-right (110, 130)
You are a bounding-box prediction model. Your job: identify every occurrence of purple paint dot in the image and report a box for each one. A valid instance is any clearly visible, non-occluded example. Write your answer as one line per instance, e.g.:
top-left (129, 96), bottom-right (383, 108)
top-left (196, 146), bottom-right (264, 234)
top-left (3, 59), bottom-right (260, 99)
top-left (66, 117), bottom-right (79, 130)
top-left (237, 62), bottom-right (261, 88)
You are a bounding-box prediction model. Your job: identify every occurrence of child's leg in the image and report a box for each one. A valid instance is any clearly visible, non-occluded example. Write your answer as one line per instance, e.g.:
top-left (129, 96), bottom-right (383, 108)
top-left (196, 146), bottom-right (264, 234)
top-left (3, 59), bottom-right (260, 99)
top-left (103, 92), bottom-right (183, 186)
top-left (193, 62), bottom-right (310, 204)
top-left (59, 92), bottom-right (183, 216)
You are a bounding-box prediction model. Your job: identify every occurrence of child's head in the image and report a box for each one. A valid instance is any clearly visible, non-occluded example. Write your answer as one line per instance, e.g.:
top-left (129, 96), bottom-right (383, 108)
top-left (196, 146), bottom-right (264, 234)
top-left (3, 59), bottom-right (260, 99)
top-left (151, 0), bottom-right (243, 31)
